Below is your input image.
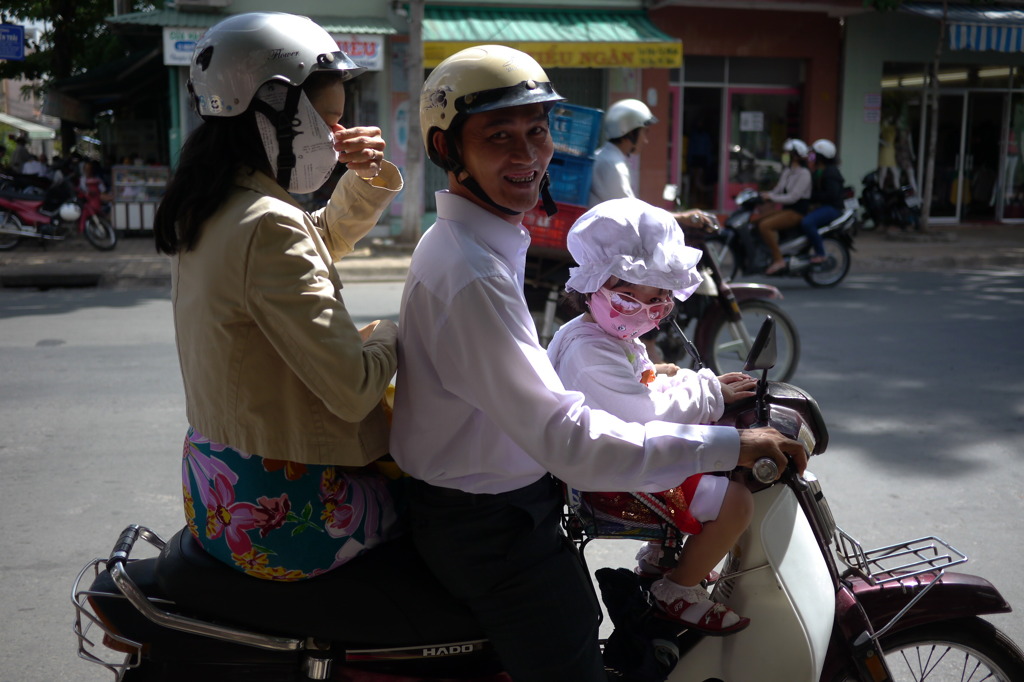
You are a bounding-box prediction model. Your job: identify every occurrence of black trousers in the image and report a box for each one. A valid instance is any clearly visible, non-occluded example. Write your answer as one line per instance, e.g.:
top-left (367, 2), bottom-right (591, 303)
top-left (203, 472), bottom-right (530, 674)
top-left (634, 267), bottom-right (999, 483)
top-left (410, 475), bottom-right (607, 682)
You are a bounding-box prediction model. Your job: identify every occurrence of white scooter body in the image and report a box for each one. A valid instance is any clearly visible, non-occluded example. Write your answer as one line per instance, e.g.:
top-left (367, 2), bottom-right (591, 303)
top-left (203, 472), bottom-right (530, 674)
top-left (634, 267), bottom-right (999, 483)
top-left (667, 479), bottom-right (835, 682)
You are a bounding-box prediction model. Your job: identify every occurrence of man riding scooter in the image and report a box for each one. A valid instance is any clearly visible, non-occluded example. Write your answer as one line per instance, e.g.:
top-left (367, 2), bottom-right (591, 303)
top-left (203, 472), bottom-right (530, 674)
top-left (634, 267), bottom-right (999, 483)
top-left (390, 43), bottom-right (806, 682)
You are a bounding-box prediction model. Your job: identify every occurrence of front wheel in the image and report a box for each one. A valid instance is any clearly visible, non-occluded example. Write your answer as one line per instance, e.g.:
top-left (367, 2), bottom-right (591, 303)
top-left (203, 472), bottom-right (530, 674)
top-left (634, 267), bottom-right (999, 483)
top-left (0, 213), bottom-right (22, 251)
top-left (703, 299), bottom-right (800, 382)
top-left (803, 236), bottom-right (851, 288)
top-left (833, 617), bottom-right (1024, 681)
top-left (84, 214), bottom-right (118, 251)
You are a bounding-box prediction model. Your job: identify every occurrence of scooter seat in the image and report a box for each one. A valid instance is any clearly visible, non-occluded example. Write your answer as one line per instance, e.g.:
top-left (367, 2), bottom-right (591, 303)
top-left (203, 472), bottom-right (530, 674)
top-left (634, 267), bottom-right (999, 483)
top-left (155, 527), bottom-right (486, 646)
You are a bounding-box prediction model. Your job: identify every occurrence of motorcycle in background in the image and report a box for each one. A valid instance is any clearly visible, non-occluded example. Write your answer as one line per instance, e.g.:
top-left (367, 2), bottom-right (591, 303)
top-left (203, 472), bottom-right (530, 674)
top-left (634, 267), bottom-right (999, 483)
top-left (709, 188), bottom-right (857, 288)
top-left (858, 170), bottom-right (922, 232)
top-left (71, 318), bottom-right (1024, 681)
top-left (0, 176), bottom-right (118, 251)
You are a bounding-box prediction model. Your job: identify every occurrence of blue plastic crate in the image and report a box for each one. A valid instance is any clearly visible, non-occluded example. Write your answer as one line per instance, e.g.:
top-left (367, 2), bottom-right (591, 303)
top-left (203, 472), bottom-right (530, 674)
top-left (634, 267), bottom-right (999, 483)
top-left (549, 104), bottom-right (603, 158)
top-left (547, 153), bottom-right (593, 206)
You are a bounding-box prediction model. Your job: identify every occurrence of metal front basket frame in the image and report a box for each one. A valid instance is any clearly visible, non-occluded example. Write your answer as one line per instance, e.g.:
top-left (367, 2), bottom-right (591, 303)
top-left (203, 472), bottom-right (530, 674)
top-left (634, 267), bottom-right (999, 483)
top-left (833, 526), bottom-right (968, 640)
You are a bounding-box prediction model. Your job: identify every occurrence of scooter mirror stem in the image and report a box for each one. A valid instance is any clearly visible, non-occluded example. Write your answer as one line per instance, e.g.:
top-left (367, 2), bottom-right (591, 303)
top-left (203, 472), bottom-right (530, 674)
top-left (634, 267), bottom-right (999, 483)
top-left (755, 369), bottom-right (770, 423)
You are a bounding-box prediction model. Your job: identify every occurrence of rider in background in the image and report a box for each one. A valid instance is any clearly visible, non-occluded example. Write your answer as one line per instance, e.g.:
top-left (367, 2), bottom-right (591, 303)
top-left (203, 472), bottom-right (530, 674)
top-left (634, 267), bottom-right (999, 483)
top-left (757, 138), bottom-right (813, 274)
top-left (391, 44), bottom-right (806, 681)
top-left (802, 139), bottom-right (845, 264)
top-left (153, 13), bottom-right (404, 581)
top-left (547, 198), bottom-right (756, 635)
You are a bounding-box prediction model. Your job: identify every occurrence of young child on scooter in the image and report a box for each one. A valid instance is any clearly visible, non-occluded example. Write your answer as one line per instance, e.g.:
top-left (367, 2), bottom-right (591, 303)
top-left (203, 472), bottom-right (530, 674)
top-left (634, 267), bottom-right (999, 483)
top-left (547, 197), bottom-right (756, 635)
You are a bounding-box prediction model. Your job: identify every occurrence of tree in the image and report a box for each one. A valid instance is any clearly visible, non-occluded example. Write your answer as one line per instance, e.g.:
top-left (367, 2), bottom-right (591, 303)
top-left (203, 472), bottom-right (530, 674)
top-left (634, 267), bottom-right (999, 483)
top-left (0, 0), bottom-right (154, 152)
top-left (398, 0), bottom-right (425, 244)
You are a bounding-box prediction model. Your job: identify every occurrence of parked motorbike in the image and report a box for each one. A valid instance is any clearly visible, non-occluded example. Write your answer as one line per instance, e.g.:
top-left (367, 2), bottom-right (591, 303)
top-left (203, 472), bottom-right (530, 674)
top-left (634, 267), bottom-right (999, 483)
top-left (524, 210), bottom-right (800, 382)
top-left (709, 188), bottom-right (857, 288)
top-left (0, 176), bottom-right (118, 251)
top-left (72, 318), bottom-right (1024, 681)
top-left (858, 170), bottom-right (922, 233)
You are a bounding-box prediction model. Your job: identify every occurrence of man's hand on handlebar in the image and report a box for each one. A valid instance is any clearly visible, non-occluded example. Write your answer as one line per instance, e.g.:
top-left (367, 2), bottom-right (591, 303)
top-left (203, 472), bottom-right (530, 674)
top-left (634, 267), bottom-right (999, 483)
top-left (737, 428), bottom-right (808, 476)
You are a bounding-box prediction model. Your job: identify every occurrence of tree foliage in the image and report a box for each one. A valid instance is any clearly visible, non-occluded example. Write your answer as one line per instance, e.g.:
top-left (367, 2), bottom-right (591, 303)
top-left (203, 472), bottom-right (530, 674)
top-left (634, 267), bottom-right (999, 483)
top-left (0, 0), bottom-right (155, 91)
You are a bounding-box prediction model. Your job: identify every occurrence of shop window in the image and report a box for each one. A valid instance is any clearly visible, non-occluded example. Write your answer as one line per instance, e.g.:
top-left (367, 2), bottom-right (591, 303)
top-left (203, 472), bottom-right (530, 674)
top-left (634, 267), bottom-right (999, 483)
top-left (729, 57), bottom-right (803, 88)
top-left (682, 56), bottom-right (726, 84)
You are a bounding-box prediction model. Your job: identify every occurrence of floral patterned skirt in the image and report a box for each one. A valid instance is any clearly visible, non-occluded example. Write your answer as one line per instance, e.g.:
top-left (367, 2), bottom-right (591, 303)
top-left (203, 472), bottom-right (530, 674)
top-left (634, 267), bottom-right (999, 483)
top-left (182, 427), bottom-right (405, 581)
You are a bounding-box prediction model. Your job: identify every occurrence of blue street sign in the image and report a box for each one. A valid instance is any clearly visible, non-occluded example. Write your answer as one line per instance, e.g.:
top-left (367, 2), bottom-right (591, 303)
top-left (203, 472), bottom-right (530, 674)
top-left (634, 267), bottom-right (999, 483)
top-left (0, 24), bottom-right (26, 61)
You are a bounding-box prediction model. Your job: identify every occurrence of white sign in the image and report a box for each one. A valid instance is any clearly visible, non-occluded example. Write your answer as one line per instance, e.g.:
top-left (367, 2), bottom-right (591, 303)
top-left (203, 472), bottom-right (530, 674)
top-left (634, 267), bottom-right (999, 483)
top-left (335, 34), bottom-right (384, 71)
top-left (740, 111), bottom-right (764, 132)
top-left (162, 28), bottom-right (384, 71)
top-left (163, 27), bottom-right (206, 66)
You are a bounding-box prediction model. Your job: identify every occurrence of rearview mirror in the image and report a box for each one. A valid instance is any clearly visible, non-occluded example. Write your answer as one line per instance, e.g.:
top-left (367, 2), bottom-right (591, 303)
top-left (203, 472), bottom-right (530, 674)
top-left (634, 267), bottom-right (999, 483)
top-left (743, 316), bottom-right (777, 372)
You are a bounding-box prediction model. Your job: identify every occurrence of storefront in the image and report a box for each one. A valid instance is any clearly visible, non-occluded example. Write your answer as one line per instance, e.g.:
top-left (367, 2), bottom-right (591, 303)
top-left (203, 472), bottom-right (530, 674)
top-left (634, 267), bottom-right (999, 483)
top-left (413, 6), bottom-right (683, 210)
top-left (842, 5), bottom-right (1024, 224)
top-left (650, 5), bottom-right (844, 212)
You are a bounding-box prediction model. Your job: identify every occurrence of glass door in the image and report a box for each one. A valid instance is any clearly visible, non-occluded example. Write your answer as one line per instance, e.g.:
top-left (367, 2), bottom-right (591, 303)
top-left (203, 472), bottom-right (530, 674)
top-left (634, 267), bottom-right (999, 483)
top-left (1002, 94), bottom-right (1024, 220)
top-left (925, 91), bottom-right (1006, 222)
top-left (723, 87), bottom-right (802, 210)
top-left (926, 93), bottom-right (966, 221)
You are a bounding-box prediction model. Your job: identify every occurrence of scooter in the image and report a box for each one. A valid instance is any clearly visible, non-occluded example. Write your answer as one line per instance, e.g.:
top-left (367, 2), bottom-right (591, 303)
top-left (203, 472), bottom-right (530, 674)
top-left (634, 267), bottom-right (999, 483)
top-left (858, 170), bottom-right (922, 233)
top-left (72, 319), bottom-right (1024, 682)
top-left (709, 188), bottom-right (857, 288)
top-left (0, 177), bottom-right (118, 251)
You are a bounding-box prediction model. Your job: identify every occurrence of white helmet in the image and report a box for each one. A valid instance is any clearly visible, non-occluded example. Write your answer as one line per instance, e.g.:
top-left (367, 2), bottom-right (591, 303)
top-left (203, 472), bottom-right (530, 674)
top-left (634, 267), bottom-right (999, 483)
top-left (189, 12), bottom-right (364, 118)
top-left (783, 138), bottom-right (809, 158)
top-left (603, 99), bottom-right (658, 140)
top-left (58, 202), bottom-right (81, 222)
top-left (420, 44), bottom-right (564, 168)
top-left (811, 138), bottom-right (837, 159)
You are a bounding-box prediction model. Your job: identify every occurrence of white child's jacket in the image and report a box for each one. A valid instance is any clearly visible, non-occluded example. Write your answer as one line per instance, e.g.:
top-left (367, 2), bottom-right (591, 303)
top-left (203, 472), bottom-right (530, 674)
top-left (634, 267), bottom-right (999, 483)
top-left (547, 315), bottom-right (725, 426)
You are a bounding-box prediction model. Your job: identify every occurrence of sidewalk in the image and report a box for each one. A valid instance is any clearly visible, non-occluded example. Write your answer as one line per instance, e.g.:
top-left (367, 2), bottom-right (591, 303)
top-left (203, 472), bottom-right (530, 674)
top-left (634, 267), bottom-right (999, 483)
top-left (0, 222), bottom-right (1022, 290)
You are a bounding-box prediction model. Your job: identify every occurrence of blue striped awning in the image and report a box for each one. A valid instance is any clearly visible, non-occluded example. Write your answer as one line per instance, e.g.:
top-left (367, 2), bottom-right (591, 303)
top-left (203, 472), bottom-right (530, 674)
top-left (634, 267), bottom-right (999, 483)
top-left (903, 3), bottom-right (1024, 52)
top-left (949, 22), bottom-right (1024, 52)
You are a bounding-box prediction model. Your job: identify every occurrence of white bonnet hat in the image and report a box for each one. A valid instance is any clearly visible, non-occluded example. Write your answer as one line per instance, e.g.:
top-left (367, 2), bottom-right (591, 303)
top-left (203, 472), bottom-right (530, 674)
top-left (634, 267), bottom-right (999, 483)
top-left (564, 198), bottom-right (703, 299)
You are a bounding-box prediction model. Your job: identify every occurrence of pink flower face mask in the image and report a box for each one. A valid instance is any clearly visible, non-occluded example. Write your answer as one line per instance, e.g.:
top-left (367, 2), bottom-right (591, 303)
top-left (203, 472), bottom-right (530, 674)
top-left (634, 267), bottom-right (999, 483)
top-left (589, 287), bottom-right (674, 340)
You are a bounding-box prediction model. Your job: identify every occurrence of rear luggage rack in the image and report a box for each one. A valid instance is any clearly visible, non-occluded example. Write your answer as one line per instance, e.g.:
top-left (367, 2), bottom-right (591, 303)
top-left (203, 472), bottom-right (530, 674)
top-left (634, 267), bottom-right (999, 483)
top-left (834, 527), bottom-right (968, 640)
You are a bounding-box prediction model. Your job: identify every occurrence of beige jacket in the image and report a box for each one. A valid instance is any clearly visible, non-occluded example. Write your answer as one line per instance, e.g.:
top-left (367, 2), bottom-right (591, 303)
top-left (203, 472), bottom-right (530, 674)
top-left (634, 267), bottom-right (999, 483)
top-left (172, 163), bottom-right (402, 466)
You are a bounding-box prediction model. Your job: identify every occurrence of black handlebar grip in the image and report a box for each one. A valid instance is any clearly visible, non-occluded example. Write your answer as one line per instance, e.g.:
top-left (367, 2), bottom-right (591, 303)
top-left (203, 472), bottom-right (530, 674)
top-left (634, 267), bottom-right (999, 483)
top-left (107, 525), bottom-right (141, 567)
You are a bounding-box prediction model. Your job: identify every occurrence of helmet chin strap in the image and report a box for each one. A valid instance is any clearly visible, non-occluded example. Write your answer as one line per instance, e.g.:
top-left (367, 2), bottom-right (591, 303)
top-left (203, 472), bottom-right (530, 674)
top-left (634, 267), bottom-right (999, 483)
top-left (448, 162), bottom-right (558, 218)
top-left (251, 85), bottom-right (303, 190)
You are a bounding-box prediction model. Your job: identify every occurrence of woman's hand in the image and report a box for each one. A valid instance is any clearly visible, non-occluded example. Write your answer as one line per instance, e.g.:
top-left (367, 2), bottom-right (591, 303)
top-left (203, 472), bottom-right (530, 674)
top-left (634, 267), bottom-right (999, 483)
top-left (334, 125), bottom-right (386, 180)
top-left (719, 372), bottom-right (757, 403)
top-left (359, 319), bottom-right (397, 342)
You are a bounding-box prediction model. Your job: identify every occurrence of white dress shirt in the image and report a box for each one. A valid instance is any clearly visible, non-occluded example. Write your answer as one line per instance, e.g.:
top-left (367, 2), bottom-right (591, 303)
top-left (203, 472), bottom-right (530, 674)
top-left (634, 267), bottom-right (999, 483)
top-left (588, 141), bottom-right (634, 207)
top-left (390, 191), bottom-right (739, 495)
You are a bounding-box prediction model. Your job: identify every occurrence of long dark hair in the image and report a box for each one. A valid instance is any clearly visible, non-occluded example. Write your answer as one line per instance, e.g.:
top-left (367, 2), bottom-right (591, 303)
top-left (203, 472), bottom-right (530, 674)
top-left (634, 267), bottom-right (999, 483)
top-left (154, 110), bottom-right (270, 254)
top-left (154, 72), bottom-right (343, 255)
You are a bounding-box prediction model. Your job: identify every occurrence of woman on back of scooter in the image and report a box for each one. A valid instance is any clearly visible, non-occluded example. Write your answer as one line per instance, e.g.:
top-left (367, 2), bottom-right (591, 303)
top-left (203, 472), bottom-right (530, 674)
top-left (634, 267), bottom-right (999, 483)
top-left (153, 13), bottom-right (404, 581)
top-left (757, 138), bottom-right (812, 275)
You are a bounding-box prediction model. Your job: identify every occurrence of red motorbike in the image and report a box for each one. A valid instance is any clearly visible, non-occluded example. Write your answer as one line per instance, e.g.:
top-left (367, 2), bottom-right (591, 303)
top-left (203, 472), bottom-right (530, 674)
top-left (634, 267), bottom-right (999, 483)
top-left (0, 176), bottom-right (118, 251)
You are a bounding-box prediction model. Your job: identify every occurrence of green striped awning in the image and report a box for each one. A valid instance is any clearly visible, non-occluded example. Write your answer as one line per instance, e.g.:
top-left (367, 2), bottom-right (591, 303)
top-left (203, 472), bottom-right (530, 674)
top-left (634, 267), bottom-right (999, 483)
top-left (105, 10), bottom-right (398, 35)
top-left (423, 7), bottom-right (682, 68)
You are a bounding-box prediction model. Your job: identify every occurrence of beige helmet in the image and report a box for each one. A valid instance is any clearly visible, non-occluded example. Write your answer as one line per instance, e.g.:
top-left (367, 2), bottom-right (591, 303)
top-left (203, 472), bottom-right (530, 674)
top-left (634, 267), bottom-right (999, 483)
top-left (420, 44), bottom-right (565, 169)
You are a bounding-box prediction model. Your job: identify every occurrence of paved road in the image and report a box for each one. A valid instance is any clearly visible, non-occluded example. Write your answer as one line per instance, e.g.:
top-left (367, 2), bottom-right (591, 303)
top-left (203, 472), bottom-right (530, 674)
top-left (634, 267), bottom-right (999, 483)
top-left (1, 270), bottom-right (1022, 680)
